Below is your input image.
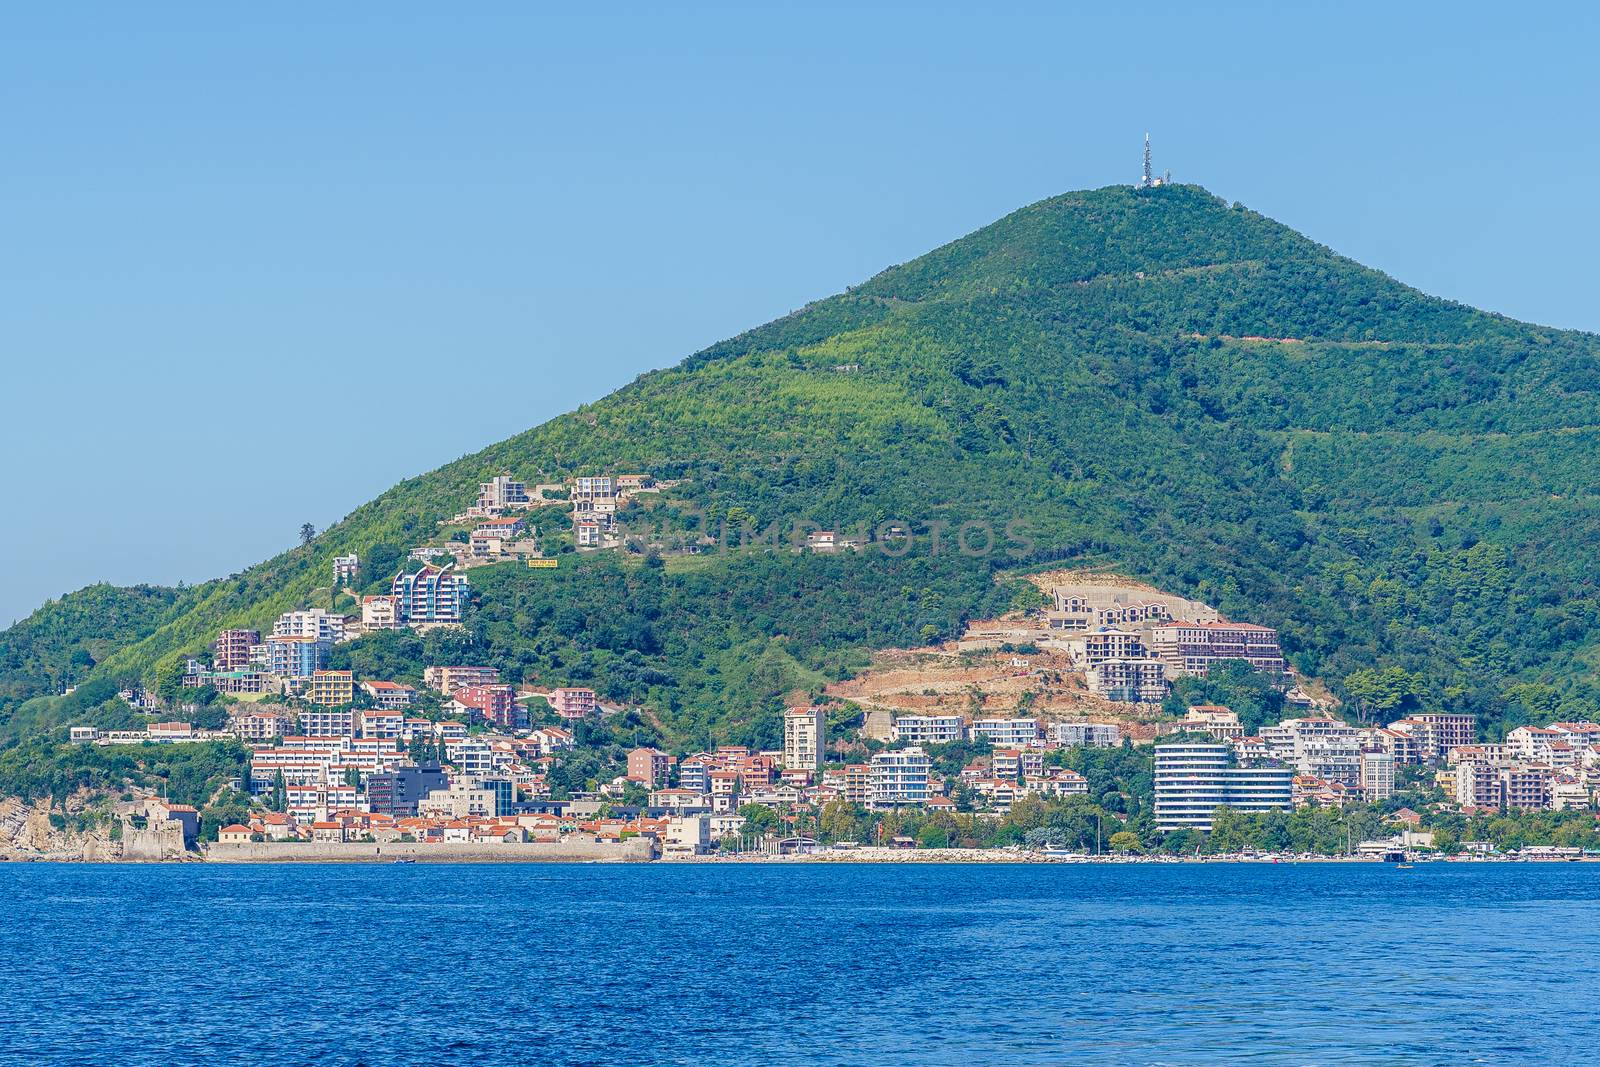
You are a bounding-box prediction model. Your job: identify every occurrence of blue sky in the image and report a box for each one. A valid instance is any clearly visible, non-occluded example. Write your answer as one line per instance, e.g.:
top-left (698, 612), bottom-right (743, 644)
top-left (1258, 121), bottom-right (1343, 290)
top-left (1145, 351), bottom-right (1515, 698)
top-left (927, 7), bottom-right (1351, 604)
top-left (3, 3), bottom-right (1598, 624)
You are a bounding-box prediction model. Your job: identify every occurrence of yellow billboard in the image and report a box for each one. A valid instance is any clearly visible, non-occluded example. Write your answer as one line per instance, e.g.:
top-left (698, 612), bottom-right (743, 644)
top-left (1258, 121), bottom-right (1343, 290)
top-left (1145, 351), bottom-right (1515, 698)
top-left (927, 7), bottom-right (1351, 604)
top-left (526, 558), bottom-right (559, 569)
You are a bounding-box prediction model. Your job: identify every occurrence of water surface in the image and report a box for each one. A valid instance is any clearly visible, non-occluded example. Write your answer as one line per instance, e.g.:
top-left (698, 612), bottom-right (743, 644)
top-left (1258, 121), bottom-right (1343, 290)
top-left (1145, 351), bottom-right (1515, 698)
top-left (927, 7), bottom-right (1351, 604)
top-left (2, 862), bottom-right (1594, 1065)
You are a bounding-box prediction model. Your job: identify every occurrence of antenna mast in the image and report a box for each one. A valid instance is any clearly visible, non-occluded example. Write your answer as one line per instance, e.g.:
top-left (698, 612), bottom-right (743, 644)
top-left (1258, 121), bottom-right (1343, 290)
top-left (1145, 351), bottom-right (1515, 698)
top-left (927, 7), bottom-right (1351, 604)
top-left (1142, 133), bottom-right (1153, 188)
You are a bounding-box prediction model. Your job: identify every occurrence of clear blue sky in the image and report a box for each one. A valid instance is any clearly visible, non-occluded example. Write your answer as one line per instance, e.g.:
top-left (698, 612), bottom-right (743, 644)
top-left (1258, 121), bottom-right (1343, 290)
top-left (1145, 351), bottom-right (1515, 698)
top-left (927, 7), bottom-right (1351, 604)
top-left (4, 3), bottom-right (1598, 625)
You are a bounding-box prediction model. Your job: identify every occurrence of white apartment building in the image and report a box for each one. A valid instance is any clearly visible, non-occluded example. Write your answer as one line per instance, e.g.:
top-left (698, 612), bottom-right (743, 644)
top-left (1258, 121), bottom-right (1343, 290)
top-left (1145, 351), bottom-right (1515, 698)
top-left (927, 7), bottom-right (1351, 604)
top-left (968, 717), bottom-right (1042, 748)
top-left (361, 595), bottom-right (401, 631)
top-left (273, 608), bottom-right (347, 643)
top-left (1183, 706), bottom-right (1243, 740)
top-left (892, 714), bottom-right (966, 746)
top-left (1359, 751), bottom-right (1396, 801)
top-left (870, 748), bottom-right (931, 809)
top-left (783, 706), bottom-right (825, 777)
top-left (1153, 743), bottom-right (1293, 831)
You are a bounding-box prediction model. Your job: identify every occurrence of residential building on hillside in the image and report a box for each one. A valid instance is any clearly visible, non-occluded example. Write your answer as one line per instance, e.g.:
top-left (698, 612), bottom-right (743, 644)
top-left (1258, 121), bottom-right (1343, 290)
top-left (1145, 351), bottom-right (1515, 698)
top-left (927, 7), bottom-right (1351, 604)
top-left (783, 706), bottom-right (825, 777)
top-left (1047, 722), bottom-right (1122, 748)
top-left (1150, 622), bottom-right (1286, 677)
top-left (870, 748), bottom-right (931, 809)
top-left (450, 685), bottom-right (521, 730)
top-left (298, 706), bottom-right (356, 738)
top-left (333, 554), bottom-right (359, 585)
top-left (392, 566), bottom-right (470, 626)
top-left (477, 474), bottom-right (531, 512)
top-left (361, 595), bottom-right (401, 631)
top-left (1067, 627), bottom-right (1150, 666)
top-left (265, 634), bottom-right (327, 678)
top-left (548, 687), bottom-right (598, 719)
top-left (1153, 743), bottom-right (1293, 831)
top-left (423, 666), bottom-right (500, 695)
top-left (1086, 658), bottom-right (1170, 703)
top-left (968, 717), bottom-right (1042, 747)
top-left (1388, 713), bottom-right (1476, 762)
top-left (891, 714), bottom-right (966, 746)
top-left (273, 608), bottom-right (346, 643)
top-left (229, 707), bottom-right (294, 742)
top-left (305, 670), bottom-right (354, 707)
top-left (360, 680), bottom-right (415, 709)
top-left (1183, 706), bottom-right (1243, 740)
top-left (627, 747), bottom-right (673, 787)
top-left (212, 629), bottom-right (261, 671)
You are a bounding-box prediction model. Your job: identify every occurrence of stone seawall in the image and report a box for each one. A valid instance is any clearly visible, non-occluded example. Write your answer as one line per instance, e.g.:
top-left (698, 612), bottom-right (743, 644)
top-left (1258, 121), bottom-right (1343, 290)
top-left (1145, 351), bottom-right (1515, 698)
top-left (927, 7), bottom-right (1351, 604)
top-left (204, 839), bottom-right (656, 863)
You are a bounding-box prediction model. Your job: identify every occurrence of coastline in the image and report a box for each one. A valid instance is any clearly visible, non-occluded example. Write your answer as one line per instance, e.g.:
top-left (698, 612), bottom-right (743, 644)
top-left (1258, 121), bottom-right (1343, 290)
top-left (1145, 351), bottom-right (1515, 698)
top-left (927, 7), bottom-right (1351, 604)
top-left (5, 845), bottom-right (1590, 865)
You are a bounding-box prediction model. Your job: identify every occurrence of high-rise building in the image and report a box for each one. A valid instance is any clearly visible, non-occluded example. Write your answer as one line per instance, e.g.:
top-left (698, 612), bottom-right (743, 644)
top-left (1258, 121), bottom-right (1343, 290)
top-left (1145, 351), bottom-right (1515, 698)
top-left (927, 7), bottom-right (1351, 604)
top-left (1153, 743), bottom-right (1292, 831)
top-left (1359, 751), bottom-right (1396, 801)
top-left (783, 706), bottom-right (826, 778)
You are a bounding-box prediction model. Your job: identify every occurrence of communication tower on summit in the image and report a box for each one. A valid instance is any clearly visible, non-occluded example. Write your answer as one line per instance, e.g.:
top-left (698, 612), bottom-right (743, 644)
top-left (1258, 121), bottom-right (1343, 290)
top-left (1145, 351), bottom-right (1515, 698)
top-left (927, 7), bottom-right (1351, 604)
top-left (1137, 133), bottom-right (1167, 190)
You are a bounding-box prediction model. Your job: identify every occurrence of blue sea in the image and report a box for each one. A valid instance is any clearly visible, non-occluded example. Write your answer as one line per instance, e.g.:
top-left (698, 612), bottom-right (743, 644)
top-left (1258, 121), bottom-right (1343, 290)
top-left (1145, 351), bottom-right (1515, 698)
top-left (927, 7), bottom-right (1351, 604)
top-left (2, 862), bottom-right (1596, 1066)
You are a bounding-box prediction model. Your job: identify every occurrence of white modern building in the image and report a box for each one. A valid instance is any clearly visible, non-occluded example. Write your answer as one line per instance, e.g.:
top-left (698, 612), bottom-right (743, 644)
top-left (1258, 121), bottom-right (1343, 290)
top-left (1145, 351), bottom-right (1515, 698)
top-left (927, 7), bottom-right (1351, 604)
top-left (870, 748), bottom-right (931, 809)
top-left (1153, 743), bottom-right (1292, 831)
top-left (891, 714), bottom-right (966, 746)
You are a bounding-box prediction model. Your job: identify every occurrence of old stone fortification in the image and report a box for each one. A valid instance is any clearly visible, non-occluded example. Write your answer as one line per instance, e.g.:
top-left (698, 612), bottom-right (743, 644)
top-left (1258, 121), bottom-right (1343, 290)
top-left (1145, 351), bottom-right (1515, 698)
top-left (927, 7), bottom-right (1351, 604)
top-left (119, 820), bottom-right (190, 861)
top-left (205, 838), bottom-right (656, 863)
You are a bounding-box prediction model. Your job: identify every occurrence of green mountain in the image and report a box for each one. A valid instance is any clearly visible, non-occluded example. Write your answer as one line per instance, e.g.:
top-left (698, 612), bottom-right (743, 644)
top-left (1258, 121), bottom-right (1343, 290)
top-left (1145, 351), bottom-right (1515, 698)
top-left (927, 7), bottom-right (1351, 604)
top-left (8, 183), bottom-right (1600, 747)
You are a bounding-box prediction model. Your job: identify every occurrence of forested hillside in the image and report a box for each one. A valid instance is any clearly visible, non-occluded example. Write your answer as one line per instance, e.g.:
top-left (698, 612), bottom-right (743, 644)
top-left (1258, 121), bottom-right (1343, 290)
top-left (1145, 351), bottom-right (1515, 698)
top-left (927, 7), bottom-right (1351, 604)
top-left (6, 183), bottom-right (1600, 743)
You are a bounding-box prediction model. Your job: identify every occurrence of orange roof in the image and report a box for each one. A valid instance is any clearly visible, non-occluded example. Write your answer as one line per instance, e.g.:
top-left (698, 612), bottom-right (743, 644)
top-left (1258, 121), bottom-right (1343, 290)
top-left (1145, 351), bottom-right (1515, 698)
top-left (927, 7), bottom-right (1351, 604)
top-left (220, 824), bottom-right (251, 833)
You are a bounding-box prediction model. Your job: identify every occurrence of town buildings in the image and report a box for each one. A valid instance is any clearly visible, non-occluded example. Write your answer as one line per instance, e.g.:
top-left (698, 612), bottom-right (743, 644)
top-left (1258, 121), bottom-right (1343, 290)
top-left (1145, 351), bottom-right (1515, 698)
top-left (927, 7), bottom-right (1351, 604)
top-left (332, 554), bottom-right (359, 585)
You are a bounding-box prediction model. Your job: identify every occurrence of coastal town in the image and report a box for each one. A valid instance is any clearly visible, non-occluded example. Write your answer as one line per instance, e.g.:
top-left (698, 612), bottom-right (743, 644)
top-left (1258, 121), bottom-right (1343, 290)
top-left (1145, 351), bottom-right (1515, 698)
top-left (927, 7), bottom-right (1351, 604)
top-left (49, 474), bottom-right (1600, 863)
